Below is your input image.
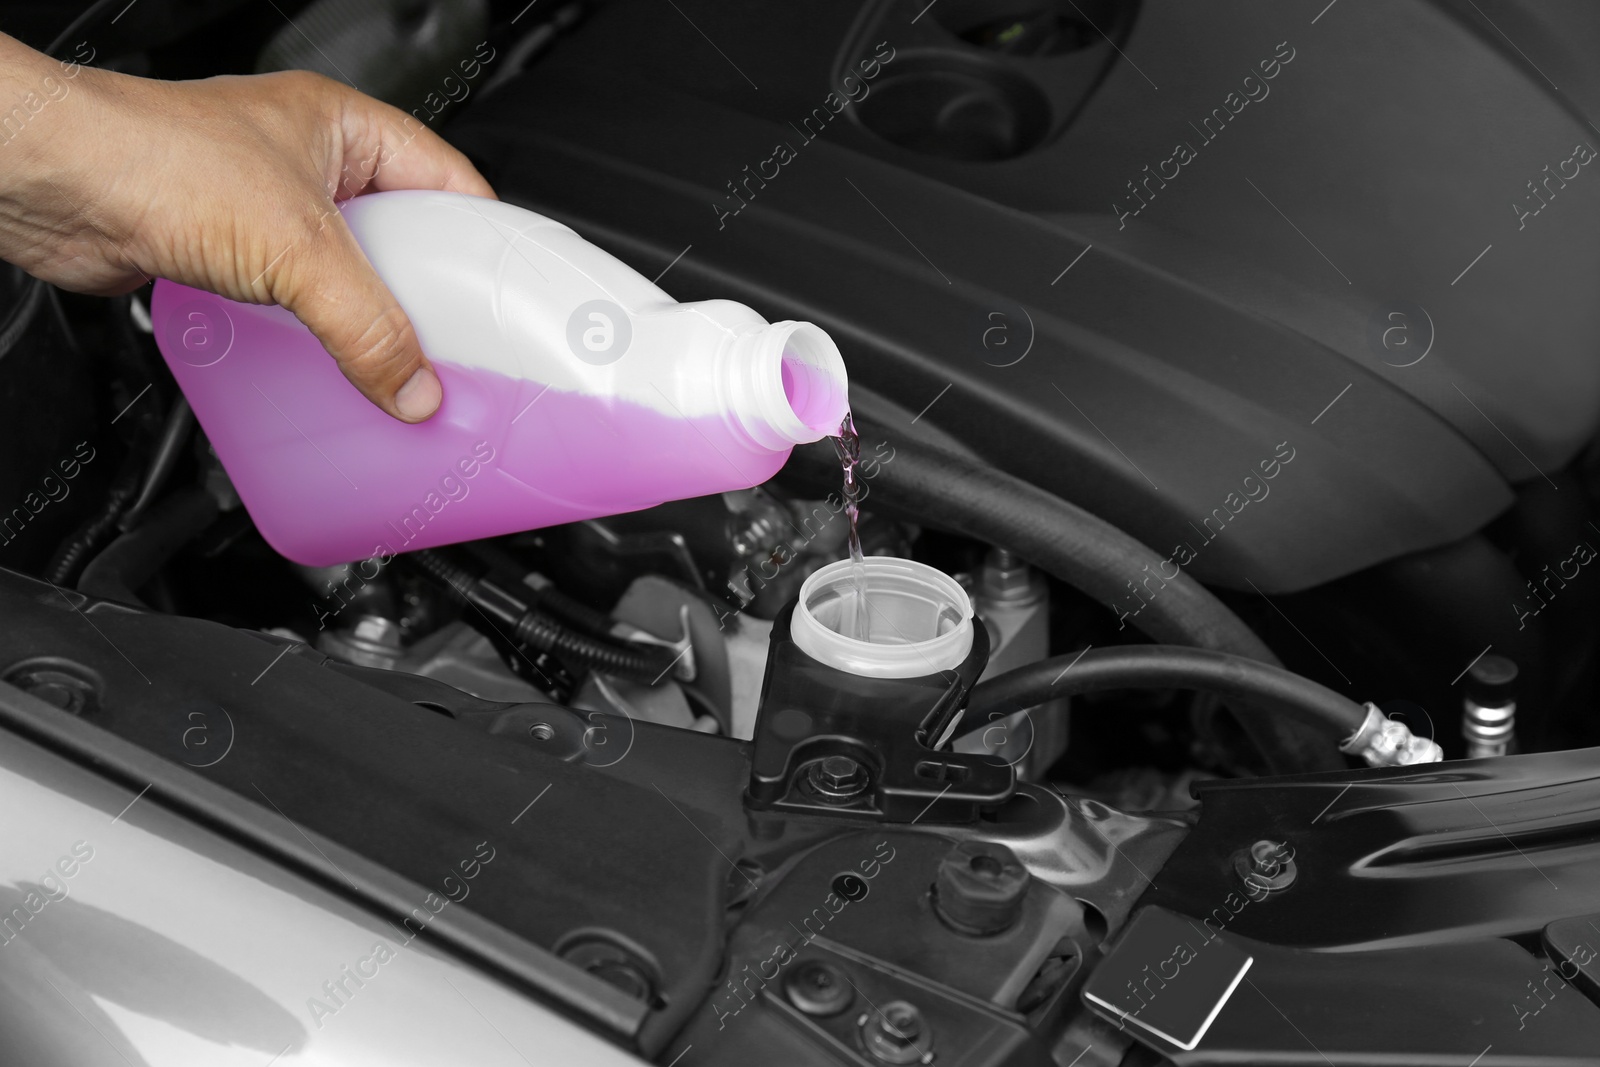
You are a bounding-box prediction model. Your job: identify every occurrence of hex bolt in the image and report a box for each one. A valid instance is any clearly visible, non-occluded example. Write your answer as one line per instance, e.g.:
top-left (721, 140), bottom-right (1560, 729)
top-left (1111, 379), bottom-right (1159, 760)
top-left (807, 754), bottom-right (869, 799)
top-left (1233, 839), bottom-right (1296, 895)
top-left (932, 840), bottom-right (1029, 936)
top-left (861, 1000), bottom-right (933, 1064)
top-left (785, 959), bottom-right (853, 1016)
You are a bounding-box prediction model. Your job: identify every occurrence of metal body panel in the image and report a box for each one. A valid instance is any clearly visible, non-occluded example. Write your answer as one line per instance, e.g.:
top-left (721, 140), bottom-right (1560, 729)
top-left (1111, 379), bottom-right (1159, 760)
top-left (0, 683), bottom-right (642, 1066)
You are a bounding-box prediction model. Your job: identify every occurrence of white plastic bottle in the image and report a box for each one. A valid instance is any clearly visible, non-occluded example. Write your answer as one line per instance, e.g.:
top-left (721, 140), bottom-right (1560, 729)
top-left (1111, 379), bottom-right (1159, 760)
top-left (151, 190), bottom-right (851, 565)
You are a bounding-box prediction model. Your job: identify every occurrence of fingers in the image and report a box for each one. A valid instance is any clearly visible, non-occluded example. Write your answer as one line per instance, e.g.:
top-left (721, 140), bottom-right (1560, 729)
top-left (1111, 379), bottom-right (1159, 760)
top-left (76, 66), bottom-right (488, 424)
top-left (337, 91), bottom-right (497, 201)
top-left (277, 210), bottom-right (441, 423)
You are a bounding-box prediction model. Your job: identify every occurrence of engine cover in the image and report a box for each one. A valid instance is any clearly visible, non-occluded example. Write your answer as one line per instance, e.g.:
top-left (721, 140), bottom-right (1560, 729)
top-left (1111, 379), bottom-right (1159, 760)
top-left (448, 0), bottom-right (1600, 592)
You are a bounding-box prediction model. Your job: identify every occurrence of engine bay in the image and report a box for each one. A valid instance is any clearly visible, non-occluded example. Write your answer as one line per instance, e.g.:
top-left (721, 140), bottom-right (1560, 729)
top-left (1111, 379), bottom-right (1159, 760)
top-left (4, 1), bottom-right (1600, 1064)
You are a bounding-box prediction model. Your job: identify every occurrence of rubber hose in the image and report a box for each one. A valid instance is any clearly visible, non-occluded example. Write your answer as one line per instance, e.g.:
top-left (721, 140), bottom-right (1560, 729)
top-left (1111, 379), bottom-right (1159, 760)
top-left (961, 645), bottom-right (1368, 745)
top-left (406, 547), bottom-right (478, 598)
top-left (511, 610), bottom-right (677, 681)
top-left (785, 421), bottom-right (1343, 773)
top-left (77, 487), bottom-right (220, 607)
top-left (119, 397), bottom-right (195, 531)
top-left (528, 581), bottom-right (625, 638)
top-left (407, 549), bottom-right (678, 682)
top-left (0, 273), bottom-right (44, 364)
top-left (44, 445), bottom-right (150, 586)
top-left (45, 0), bottom-right (134, 56)
top-left (458, 540), bottom-right (620, 638)
top-left (791, 423), bottom-right (1272, 660)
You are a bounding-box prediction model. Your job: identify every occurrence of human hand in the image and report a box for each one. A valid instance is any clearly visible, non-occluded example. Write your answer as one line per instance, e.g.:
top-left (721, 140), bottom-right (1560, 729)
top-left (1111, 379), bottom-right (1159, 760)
top-left (0, 34), bottom-right (496, 422)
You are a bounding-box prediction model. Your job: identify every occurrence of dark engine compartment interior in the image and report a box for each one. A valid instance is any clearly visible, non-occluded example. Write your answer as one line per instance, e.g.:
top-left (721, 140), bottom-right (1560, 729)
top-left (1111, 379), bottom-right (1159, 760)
top-left (6, 0), bottom-right (1600, 1063)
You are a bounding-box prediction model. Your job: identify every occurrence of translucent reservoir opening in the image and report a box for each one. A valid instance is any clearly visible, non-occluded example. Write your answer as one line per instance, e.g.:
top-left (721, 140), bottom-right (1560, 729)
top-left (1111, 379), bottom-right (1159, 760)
top-left (806, 577), bottom-right (966, 644)
top-left (791, 557), bottom-right (975, 679)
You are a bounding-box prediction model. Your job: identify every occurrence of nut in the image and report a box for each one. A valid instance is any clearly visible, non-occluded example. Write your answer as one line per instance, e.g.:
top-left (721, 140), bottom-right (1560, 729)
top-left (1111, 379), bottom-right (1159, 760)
top-left (933, 840), bottom-right (1029, 935)
top-left (860, 1000), bottom-right (933, 1064)
top-left (807, 754), bottom-right (869, 799)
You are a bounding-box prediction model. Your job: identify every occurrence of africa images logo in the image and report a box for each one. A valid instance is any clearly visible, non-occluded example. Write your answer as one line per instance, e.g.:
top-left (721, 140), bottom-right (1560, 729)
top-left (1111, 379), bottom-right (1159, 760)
top-left (566, 299), bottom-right (632, 366)
top-left (1366, 300), bottom-right (1433, 368)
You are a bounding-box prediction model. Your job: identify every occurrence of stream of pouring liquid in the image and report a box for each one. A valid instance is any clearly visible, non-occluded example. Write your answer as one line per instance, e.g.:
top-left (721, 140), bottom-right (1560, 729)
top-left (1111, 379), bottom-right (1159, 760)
top-left (833, 412), bottom-right (869, 641)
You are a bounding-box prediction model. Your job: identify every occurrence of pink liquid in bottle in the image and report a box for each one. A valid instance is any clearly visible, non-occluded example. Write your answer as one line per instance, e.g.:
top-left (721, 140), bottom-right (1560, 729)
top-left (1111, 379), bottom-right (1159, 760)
top-left (152, 191), bottom-right (849, 566)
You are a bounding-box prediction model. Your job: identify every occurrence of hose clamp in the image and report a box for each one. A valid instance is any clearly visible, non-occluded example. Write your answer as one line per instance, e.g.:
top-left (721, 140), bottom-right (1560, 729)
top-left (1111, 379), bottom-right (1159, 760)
top-left (1339, 703), bottom-right (1444, 767)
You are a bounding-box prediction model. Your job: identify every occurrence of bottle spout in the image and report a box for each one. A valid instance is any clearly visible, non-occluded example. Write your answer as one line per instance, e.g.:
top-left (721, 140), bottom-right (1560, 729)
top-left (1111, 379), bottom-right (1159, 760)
top-left (729, 321), bottom-right (850, 448)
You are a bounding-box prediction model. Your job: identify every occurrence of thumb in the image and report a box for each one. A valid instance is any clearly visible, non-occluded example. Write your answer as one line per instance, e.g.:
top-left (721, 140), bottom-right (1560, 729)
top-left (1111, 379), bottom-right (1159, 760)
top-left (277, 208), bottom-right (441, 423)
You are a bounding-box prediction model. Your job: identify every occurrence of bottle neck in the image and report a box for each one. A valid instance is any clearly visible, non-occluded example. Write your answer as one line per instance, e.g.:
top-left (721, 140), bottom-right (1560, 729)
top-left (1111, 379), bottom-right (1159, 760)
top-left (723, 320), bottom-right (850, 450)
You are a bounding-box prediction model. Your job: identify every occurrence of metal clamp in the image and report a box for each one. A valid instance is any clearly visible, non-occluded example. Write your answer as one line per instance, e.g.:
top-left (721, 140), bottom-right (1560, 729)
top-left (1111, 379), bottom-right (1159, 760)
top-left (1339, 703), bottom-right (1443, 767)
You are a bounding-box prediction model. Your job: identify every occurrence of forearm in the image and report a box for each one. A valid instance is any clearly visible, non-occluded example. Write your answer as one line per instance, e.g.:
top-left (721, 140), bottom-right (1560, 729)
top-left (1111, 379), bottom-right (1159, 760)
top-left (0, 32), bottom-right (101, 166)
top-left (0, 32), bottom-right (134, 278)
